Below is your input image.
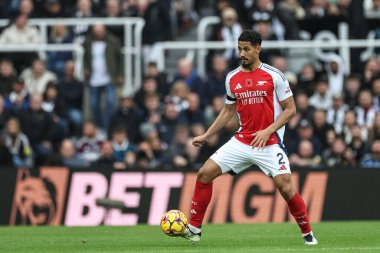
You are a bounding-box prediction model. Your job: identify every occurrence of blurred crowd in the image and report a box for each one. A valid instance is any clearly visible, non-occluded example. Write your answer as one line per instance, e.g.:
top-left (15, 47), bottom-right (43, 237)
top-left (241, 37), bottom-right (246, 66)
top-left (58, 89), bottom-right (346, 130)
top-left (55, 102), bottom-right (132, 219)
top-left (0, 0), bottom-right (380, 170)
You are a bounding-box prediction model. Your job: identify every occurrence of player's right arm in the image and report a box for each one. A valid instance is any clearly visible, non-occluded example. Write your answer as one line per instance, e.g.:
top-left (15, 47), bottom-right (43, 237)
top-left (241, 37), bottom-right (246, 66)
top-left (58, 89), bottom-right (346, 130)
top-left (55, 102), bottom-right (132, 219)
top-left (192, 103), bottom-right (236, 147)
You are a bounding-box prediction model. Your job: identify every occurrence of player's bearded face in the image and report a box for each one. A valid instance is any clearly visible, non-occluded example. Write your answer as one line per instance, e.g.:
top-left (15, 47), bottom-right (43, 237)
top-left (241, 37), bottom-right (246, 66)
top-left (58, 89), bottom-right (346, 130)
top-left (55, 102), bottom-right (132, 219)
top-left (238, 41), bottom-right (260, 69)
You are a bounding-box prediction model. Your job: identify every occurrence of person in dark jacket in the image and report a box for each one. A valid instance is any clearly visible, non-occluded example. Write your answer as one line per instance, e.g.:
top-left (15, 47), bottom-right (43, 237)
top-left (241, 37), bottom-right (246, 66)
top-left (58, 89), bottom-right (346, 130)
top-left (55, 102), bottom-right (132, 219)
top-left (18, 94), bottom-right (56, 166)
top-left (83, 23), bottom-right (123, 130)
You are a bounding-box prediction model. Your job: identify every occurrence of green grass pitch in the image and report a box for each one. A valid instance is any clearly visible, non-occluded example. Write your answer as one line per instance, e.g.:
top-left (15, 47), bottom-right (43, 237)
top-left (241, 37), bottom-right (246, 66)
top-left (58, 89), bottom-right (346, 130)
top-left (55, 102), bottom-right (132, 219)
top-left (1, 221), bottom-right (379, 253)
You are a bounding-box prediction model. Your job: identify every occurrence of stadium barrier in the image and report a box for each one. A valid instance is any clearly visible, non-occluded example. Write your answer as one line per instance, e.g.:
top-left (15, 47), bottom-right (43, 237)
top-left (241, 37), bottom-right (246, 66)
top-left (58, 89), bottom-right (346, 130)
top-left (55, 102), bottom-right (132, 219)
top-left (0, 17), bottom-right (145, 95)
top-left (157, 22), bottom-right (380, 78)
top-left (0, 167), bottom-right (379, 226)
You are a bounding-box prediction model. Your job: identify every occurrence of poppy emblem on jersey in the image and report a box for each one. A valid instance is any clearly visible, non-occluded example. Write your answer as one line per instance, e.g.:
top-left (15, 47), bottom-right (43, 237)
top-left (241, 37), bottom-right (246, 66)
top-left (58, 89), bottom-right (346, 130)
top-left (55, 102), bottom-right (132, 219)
top-left (257, 81), bottom-right (267, 86)
top-left (245, 79), bottom-right (253, 87)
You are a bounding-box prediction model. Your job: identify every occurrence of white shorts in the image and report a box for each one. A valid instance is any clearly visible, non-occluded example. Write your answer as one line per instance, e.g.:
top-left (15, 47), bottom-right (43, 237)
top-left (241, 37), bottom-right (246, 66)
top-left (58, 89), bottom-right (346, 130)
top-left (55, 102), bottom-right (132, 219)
top-left (210, 137), bottom-right (291, 177)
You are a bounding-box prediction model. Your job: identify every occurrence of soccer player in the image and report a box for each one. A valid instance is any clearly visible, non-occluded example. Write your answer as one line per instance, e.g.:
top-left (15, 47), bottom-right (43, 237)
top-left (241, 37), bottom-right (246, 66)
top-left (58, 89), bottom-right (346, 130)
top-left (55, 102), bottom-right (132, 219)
top-left (181, 30), bottom-right (318, 245)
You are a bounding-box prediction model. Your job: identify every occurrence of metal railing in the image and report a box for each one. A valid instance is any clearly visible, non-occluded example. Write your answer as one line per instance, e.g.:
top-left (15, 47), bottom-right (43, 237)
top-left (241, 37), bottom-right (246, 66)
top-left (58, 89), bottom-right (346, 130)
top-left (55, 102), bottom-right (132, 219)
top-left (0, 44), bottom-right (84, 79)
top-left (0, 17), bottom-right (145, 95)
top-left (196, 16), bottom-right (221, 77)
top-left (157, 21), bottom-right (380, 78)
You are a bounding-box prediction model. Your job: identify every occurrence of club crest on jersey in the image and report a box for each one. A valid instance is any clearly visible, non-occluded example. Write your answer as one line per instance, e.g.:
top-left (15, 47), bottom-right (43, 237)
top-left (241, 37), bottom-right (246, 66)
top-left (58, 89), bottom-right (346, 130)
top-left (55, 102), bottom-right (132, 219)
top-left (257, 80), bottom-right (267, 86)
top-left (245, 79), bottom-right (253, 87)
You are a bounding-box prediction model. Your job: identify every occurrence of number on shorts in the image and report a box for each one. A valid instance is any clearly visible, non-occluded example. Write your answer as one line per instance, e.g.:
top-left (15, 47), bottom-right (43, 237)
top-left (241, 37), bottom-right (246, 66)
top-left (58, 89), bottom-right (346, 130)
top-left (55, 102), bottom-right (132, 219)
top-left (277, 153), bottom-right (285, 165)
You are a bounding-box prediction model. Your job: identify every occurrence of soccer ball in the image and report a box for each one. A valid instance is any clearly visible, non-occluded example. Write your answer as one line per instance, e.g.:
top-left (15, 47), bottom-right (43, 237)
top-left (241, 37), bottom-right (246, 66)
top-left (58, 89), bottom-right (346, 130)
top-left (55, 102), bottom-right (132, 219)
top-left (160, 210), bottom-right (188, 236)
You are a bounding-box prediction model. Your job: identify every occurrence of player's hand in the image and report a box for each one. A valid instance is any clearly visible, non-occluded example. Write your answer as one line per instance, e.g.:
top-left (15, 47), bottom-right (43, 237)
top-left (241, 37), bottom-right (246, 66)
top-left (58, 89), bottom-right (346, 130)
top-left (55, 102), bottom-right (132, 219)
top-left (250, 129), bottom-right (271, 148)
top-left (192, 134), bottom-right (208, 147)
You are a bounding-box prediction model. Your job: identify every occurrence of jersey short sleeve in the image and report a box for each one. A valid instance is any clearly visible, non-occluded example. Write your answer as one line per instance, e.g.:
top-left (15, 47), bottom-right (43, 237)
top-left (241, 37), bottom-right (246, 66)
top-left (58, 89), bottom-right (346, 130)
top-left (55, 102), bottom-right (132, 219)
top-left (225, 70), bottom-right (237, 104)
top-left (275, 75), bottom-right (293, 102)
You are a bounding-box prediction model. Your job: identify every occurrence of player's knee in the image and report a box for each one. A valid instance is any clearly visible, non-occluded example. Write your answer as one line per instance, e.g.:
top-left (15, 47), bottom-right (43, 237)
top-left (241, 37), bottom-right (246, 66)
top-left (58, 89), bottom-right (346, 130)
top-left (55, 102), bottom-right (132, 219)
top-left (197, 168), bottom-right (213, 183)
top-left (277, 184), bottom-right (293, 200)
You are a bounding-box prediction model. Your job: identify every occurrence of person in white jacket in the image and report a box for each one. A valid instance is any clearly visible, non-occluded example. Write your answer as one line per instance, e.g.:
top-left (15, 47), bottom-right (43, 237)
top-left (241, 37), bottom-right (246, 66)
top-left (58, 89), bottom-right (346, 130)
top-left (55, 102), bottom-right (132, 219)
top-left (0, 13), bottom-right (40, 72)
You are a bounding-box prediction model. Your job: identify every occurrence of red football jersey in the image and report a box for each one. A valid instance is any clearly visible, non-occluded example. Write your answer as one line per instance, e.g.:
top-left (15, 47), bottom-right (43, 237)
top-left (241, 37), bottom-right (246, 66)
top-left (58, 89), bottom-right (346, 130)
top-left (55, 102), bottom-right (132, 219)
top-left (225, 63), bottom-right (293, 146)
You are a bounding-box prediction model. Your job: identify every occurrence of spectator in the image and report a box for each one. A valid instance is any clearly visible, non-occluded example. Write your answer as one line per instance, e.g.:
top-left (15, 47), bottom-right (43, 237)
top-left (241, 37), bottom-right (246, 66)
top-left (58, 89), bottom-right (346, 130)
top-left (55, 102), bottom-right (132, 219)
top-left (361, 139), bottom-right (380, 168)
top-left (145, 62), bottom-right (170, 99)
top-left (92, 140), bottom-right (125, 169)
top-left (102, 0), bottom-right (124, 43)
top-left (348, 124), bottom-right (369, 162)
top-left (279, 0), bottom-right (306, 21)
top-left (174, 0), bottom-right (198, 31)
top-left (344, 74), bottom-right (361, 109)
top-left (270, 55), bottom-right (297, 87)
top-left (21, 58), bottom-right (57, 95)
top-left (312, 109), bottom-right (334, 150)
top-left (309, 79), bottom-right (333, 110)
top-left (372, 78), bottom-right (380, 110)
top-left (342, 110), bottom-right (369, 144)
top-left (157, 102), bottom-right (185, 146)
top-left (369, 112), bottom-right (380, 140)
top-left (132, 132), bottom-right (164, 170)
top-left (0, 58), bottom-right (17, 96)
top-left (2, 117), bottom-right (33, 167)
top-left (363, 57), bottom-right (380, 89)
top-left (83, 23), bottom-right (123, 130)
top-left (325, 54), bottom-right (345, 94)
top-left (167, 80), bottom-right (190, 112)
top-left (141, 93), bottom-right (162, 124)
top-left (146, 133), bottom-right (165, 166)
top-left (111, 127), bottom-right (136, 162)
top-left (58, 60), bottom-right (84, 137)
top-left (250, 0), bottom-right (300, 40)
top-left (0, 13), bottom-right (39, 73)
top-left (3, 78), bottom-right (30, 114)
top-left (203, 55), bottom-right (228, 106)
top-left (135, 140), bottom-right (159, 170)
top-left (355, 90), bottom-right (377, 129)
top-left (297, 63), bottom-right (317, 96)
top-left (19, 0), bottom-right (37, 18)
top-left (364, 0), bottom-right (380, 18)
top-left (209, 7), bottom-right (243, 69)
top-left (141, 0), bottom-right (173, 65)
top-left (323, 137), bottom-right (356, 167)
top-left (18, 94), bottom-right (55, 166)
top-left (47, 24), bottom-right (73, 79)
top-left (172, 57), bottom-right (204, 100)
top-left (133, 77), bottom-right (159, 109)
top-left (58, 138), bottom-right (89, 168)
top-left (76, 120), bottom-right (104, 163)
top-left (182, 92), bottom-right (205, 126)
top-left (325, 128), bottom-right (337, 152)
top-left (162, 124), bottom-right (191, 169)
top-left (110, 95), bottom-right (144, 143)
top-left (43, 0), bottom-right (68, 18)
top-left (41, 82), bottom-right (69, 138)
top-left (287, 119), bottom-right (322, 155)
top-left (301, 0), bottom-right (342, 36)
top-left (289, 139), bottom-right (322, 168)
top-left (326, 93), bottom-right (348, 134)
top-left (286, 92), bottom-right (315, 141)
top-left (73, 0), bottom-right (94, 44)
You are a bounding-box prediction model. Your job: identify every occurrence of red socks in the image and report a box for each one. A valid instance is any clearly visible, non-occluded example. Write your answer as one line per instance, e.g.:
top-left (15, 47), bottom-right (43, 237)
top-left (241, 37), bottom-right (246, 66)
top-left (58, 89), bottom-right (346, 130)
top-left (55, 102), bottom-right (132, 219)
top-left (189, 181), bottom-right (311, 235)
top-left (287, 192), bottom-right (312, 234)
top-left (189, 180), bottom-right (213, 228)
